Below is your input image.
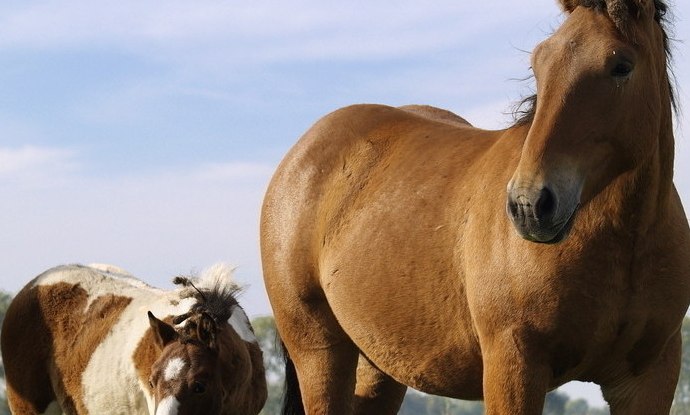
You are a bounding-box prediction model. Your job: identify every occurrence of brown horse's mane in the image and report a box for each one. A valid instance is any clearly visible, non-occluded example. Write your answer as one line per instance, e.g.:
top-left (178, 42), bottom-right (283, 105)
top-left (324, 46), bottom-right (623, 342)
top-left (513, 0), bottom-right (675, 127)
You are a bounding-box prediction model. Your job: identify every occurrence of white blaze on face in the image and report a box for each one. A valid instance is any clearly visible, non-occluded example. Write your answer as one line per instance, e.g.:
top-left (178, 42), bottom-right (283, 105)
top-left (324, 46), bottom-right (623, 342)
top-left (155, 395), bottom-right (181, 415)
top-left (164, 357), bottom-right (186, 382)
top-left (228, 305), bottom-right (257, 343)
top-left (39, 401), bottom-right (62, 415)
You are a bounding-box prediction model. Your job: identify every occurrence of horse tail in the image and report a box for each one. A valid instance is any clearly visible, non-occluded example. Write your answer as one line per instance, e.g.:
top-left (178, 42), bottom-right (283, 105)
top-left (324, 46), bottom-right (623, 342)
top-left (281, 342), bottom-right (305, 415)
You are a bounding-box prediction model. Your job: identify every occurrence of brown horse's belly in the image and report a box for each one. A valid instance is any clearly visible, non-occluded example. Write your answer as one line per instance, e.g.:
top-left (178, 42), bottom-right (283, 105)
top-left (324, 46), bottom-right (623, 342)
top-left (322, 266), bottom-right (484, 399)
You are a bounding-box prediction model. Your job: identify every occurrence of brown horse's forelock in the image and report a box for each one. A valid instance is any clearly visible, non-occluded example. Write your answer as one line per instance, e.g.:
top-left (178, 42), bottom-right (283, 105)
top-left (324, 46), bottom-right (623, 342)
top-left (171, 275), bottom-right (241, 341)
top-left (512, 0), bottom-right (675, 127)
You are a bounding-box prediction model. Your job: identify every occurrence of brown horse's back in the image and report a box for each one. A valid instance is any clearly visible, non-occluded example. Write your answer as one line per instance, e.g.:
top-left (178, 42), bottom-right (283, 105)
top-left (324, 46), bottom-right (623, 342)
top-left (262, 104), bottom-right (520, 397)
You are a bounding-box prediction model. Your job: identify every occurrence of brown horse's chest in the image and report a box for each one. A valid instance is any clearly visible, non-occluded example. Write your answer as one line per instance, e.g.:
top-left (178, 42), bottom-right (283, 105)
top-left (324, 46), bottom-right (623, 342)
top-left (468, 232), bottom-right (688, 385)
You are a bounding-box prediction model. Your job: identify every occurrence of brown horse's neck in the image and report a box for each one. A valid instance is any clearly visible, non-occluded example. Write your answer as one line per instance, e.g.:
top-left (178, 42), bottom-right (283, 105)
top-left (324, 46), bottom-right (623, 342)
top-left (596, 103), bottom-right (675, 234)
top-left (646, 48), bottom-right (677, 215)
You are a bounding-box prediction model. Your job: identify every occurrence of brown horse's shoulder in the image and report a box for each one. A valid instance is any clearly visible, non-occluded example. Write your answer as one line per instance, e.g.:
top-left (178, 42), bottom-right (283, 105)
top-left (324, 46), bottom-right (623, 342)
top-left (276, 104), bottom-right (399, 176)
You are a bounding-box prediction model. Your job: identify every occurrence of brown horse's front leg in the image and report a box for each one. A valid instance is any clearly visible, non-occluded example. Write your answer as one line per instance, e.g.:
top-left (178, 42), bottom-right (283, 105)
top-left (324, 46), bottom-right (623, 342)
top-left (274, 294), bottom-right (361, 415)
top-left (481, 330), bottom-right (552, 415)
top-left (353, 354), bottom-right (407, 415)
top-left (601, 330), bottom-right (681, 415)
top-left (290, 341), bottom-right (359, 414)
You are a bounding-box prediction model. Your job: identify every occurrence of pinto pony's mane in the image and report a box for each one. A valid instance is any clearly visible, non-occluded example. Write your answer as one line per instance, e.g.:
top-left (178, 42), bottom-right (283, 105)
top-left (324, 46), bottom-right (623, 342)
top-left (513, 0), bottom-right (674, 126)
top-left (171, 264), bottom-right (243, 341)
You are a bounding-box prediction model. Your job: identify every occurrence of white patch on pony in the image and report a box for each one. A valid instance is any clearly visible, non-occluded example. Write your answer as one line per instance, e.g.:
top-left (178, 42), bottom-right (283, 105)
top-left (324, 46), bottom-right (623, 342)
top-left (77, 268), bottom-right (198, 414)
top-left (34, 264), bottom-right (162, 312)
top-left (164, 357), bottom-right (186, 382)
top-left (88, 263), bottom-right (156, 290)
top-left (88, 263), bottom-right (134, 277)
top-left (229, 305), bottom-right (257, 343)
top-left (141, 379), bottom-right (157, 415)
top-left (155, 395), bottom-right (181, 415)
top-left (39, 400), bottom-right (62, 415)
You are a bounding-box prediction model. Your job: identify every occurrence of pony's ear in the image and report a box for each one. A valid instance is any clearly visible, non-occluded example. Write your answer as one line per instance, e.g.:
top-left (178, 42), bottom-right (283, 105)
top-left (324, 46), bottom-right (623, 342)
top-left (148, 311), bottom-right (178, 350)
top-left (559, 0), bottom-right (579, 13)
top-left (197, 312), bottom-right (218, 351)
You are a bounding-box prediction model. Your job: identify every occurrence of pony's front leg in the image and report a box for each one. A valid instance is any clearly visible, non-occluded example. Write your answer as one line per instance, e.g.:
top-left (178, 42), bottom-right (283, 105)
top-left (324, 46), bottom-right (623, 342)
top-left (482, 331), bottom-right (551, 415)
top-left (602, 331), bottom-right (681, 415)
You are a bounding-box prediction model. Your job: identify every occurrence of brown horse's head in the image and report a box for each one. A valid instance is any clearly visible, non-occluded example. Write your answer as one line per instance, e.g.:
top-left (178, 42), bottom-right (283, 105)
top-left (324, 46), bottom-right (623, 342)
top-left (147, 311), bottom-right (225, 415)
top-left (507, 0), bottom-right (673, 243)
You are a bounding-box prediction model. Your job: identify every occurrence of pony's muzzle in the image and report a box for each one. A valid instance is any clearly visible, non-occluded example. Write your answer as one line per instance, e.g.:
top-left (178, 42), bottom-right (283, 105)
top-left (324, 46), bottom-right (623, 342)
top-left (506, 184), bottom-right (578, 244)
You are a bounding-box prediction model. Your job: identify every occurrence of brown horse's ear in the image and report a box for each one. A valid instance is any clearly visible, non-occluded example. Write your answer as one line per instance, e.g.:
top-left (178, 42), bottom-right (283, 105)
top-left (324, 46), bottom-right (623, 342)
top-left (559, 0), bottom-right (579, 13)
top-left (628, 0), bottom-right (658, 20)
top-left (148, 311), bottom-right (178, 350)
top-left (197, 312), bottom-right (218, 351)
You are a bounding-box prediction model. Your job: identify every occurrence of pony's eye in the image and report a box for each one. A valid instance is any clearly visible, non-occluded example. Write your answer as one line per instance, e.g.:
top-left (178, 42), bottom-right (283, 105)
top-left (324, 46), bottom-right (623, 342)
top-left (611, 61), bottom-right (633, 78)
top-left (148, 379), bottom-right (154, 389)
top-left (192, 381), bottom-right (207, 394)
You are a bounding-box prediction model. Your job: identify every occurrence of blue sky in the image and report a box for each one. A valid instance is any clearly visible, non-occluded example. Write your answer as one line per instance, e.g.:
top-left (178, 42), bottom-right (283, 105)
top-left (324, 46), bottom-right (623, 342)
top-left (2, 0), bottom-right (690, 405)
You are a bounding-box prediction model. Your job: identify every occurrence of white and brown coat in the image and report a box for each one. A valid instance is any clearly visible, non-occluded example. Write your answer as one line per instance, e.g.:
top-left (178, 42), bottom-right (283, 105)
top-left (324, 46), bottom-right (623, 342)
top-left (1, 264), bottom-right (266, 415)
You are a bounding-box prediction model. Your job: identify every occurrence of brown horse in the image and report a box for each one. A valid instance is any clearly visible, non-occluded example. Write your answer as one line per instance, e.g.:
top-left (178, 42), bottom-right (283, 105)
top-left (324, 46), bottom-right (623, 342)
top-left (260, 1), bottom-right (690, 414)
top-left (1, 264), bottom-right (267, 415)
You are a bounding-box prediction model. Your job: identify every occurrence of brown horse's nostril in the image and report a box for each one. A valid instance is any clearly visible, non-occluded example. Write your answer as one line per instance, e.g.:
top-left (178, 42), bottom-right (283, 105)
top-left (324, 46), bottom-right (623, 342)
top-left (507, 182), bottom-right (579, 244)
top-left (535, 187), bottom-right (557, 221)
top-left (507, 186), bottom-right (556, 223)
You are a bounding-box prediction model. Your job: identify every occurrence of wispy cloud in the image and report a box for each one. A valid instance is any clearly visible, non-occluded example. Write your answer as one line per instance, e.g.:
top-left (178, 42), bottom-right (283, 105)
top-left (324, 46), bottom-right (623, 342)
top-left (193, 162), bottom-right (274, 182)
top-left (0, 0), bottom-right (558, 63)
top-left (0, 145), bottom-right (273, 315)
top-left (0, 145), bottom-right (79, 181)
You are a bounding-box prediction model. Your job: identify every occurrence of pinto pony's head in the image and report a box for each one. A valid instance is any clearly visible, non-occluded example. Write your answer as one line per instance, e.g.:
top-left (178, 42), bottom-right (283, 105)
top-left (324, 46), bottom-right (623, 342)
top-left (147, 311), bottom-right (224, 415)
top-left (145, 265), bottom-right (266, 415)
top-left (507, 0), bottom-right (674, 243)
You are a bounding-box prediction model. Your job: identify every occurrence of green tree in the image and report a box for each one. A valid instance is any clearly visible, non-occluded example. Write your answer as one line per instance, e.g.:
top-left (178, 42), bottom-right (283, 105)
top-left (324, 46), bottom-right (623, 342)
top-left (564, 398), bottom-right (589, 415)
top-left (0, 290), bottom-right (13, 415)
top-left (543, 391), bottom-right (569, 415)
top-left (252, 316), bottom-right (284, 415)
top-left (399, 390), bottom-right (587, 415)
top-left (398, 390), bottom-right (431, 415)
top-left (399, 391), bottom-right (485, 415)
top-left (672, 317), bottom-right (690, 415)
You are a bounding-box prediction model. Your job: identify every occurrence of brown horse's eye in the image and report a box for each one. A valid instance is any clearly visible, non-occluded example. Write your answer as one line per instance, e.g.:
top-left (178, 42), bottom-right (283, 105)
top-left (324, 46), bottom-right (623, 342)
top-left (148, 379), bottom-right (154, 389)
top-left (192, 381), bottom-right (207, 394)
top-left (611, 61), bottom-right (633, 78)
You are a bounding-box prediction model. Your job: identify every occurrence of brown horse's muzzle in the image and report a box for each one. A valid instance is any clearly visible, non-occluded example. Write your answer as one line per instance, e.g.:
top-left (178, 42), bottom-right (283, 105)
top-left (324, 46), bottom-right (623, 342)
top-left (506, 182), bottom-right (580, 244)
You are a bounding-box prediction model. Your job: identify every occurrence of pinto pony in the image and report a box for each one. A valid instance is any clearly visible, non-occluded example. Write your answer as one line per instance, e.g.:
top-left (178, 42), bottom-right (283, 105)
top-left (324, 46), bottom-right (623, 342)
top-left (260, 1), bottom-right (690, 414)
top-left (1, 264), bottom-right (267, 415)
